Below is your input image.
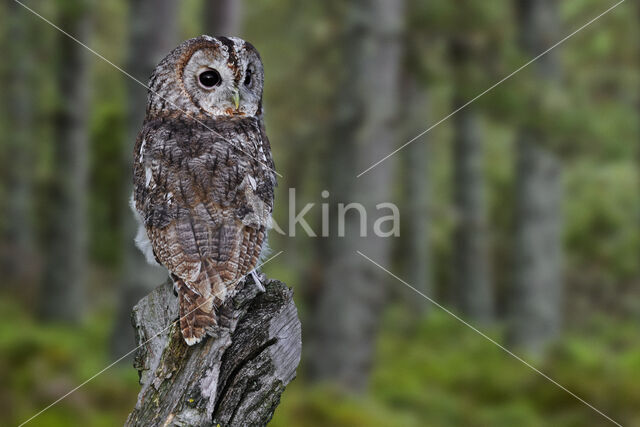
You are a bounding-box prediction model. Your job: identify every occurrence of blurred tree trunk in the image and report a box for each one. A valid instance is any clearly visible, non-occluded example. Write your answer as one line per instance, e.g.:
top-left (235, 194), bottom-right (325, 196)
top-left (110, 0), bottom-right (178, 356)
top-left (508, 0), bottom-right (564, 353)
top-left (637, 1), bottom-right (640, 271)
top-left (39, 1), bottom-right (92, 322)
top-left (2, 1), bottom-right (35, 285)
top-left (398, 75), bottom-right (431, 312)
top-left (449, 37), bottom-right (494, 323)
top-left (308, 0), bottom-right (405, 391)
top-left (204, 0), bottom-right (243, 36)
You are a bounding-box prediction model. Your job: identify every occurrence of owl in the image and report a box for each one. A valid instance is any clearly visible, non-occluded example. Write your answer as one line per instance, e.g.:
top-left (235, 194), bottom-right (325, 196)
top-left (132, 36), bottom-right (276, 345)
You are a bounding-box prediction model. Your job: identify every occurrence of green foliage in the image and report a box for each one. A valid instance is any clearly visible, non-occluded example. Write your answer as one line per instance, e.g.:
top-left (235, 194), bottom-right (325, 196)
top-left (272, 309), bottom-right (640, 426)
top-left (565, 160), bottom-right (640, 279)
top-left (89, 99), bottom-right (127, 266)
top-left (0, 297), bottom-right (139, 426)
top-left (271, 385), bottom-right (415, 427)
top-left (4, 300), bottom-right (639, 426)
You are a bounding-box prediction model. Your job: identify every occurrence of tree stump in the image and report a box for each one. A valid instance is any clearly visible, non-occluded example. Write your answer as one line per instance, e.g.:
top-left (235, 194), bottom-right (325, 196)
top-left (125, 275), bottom-right (302, 427)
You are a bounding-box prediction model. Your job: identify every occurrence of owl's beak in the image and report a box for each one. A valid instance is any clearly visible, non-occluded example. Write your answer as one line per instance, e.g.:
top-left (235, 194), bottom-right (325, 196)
top-left (231, 90), bottom-right (240, 110)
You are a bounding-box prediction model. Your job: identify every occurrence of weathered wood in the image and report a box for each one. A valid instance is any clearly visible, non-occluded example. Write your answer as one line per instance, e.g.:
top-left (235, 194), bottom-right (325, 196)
top-left (125, 276), bottom-right (301, 427)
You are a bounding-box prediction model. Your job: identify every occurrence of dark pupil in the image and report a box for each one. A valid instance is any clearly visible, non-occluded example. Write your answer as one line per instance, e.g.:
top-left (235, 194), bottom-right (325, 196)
top-left (244, 70), bottom-right (252, 86)
top-left (199, 70), bottom-right (221, 87)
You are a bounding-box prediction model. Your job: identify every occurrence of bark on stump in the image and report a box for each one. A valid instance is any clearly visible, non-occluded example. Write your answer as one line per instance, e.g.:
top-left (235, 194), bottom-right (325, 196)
top-left (125, 276), bottom-right (301, 427)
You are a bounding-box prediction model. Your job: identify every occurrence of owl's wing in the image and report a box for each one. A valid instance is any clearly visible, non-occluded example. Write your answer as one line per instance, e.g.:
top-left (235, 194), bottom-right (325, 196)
top-left (133, 117), bottom-right (273, 344)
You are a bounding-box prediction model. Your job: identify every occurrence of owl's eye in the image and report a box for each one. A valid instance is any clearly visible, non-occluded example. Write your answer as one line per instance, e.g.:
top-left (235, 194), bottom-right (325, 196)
top-left (244, 69), bottom-right (252, 86)
top-left (198, 69), bottom-right (221, 88)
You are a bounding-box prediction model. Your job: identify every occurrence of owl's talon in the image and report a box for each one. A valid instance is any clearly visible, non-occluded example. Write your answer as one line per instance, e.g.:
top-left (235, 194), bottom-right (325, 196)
top-left (250, 270), bottom-right (266, 292)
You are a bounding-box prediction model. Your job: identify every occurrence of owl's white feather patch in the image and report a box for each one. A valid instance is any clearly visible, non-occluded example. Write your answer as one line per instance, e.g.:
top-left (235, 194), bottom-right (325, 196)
top-left (129, 194), bottom-right (160, 266)
top-left (184, 336), bottom-right (201, 346)
top-left (257, 231), bottom-right (272, 264)
top-left (266, 214), bottom-right (275, 230)
top-left (135, 224), bottom-right (158, 266)
top-left (145, 167), bottom-right (152, 187)
top-left (230, 37), bottom-right (245, 53)
top-left (139, 138), bottom-right (146, 163)
top-left (248, 175), bottom-right (257, 190)
top-left (258, 145), bottom-right (267, 162)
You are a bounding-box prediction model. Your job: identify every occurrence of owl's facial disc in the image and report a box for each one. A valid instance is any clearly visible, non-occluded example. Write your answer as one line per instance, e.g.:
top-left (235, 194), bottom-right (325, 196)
top-left (182, 38), bottom-right (263, 118)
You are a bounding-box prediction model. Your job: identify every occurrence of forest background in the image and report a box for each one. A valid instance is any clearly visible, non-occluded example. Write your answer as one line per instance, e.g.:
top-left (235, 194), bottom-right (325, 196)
top-left (1, 0), bottom-right (639, 426)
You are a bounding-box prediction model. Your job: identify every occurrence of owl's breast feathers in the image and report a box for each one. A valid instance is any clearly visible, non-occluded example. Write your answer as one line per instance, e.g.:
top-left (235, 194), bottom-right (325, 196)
top-left (134, 115), bottom-right (275, 228)
top-left (133, 115), bottom-right (276, 343)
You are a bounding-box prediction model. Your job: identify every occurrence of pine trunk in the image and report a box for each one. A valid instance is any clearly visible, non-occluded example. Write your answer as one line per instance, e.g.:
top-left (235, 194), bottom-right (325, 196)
top-left (2, 1), bottom-right (35, 284)
top-left (450, 37), bottom-right (494, 323)
top-left (509, 0), bottom-right (564, 353)
top-left (308, 0), bottom-right (405, 391)
top-left (511, 135), bottom-right (563, 351)
top-left (204, 0), bottom-right (243, 36)
top-left (399, 76), bottom-right (431, 311)
top-left (452, 106), bottom-right (494, 322)
top-left (39, 1), bottom-right (91, 322)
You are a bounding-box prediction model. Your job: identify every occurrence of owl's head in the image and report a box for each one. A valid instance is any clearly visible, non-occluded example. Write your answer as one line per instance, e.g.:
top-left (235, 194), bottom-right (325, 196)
top-left (147, 36), bottom-right (264, 118)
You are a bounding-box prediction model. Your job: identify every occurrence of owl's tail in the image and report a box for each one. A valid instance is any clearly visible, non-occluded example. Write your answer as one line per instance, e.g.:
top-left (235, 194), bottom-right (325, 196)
top-left (174, 276), bottom-right (217, 346)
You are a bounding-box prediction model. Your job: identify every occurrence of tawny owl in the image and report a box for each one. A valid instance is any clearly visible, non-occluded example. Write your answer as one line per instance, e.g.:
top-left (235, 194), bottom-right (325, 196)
top-left (132, 36), bottom-right (276, 345)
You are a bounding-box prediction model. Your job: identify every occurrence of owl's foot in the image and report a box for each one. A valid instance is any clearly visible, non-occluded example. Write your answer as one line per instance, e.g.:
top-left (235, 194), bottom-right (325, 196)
top-left (250, 270), bottom-right (266, 292)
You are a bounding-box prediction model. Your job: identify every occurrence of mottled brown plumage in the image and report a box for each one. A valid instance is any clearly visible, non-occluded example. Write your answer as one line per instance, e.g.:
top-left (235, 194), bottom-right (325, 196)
top-left (132, 36), bottom-right (276, 345)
